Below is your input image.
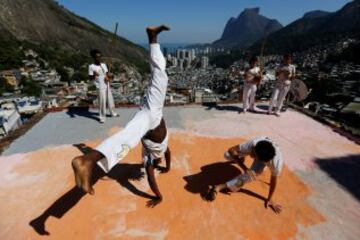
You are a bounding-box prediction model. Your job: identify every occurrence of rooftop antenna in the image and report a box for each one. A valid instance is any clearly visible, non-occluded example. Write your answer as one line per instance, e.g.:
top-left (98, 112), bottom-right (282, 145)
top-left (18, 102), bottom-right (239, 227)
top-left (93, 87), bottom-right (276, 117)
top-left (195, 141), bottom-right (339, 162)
top-left (108, 22), bottom-right (119, 73)
top-left (257, 29), bottom-right (268, 85)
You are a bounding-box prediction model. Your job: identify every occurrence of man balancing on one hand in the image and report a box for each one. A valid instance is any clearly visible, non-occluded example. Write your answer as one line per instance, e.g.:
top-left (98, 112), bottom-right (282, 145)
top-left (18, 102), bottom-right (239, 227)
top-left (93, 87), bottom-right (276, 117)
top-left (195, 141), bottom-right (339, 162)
top-left (72, 25), bottom-right (171, 207)
top-left (206, 136), bottom-right (283, 214)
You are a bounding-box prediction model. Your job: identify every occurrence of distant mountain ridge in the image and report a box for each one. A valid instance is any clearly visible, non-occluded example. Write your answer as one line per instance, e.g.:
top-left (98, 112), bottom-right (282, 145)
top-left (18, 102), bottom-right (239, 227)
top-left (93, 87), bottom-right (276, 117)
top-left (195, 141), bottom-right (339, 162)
top-left (303, 10), bottom-right (331, 19)
top-left (213, 8), bottom-right (283, 48)
top-left (250, 0), bottom-right (360, 54)
top-left (0, 0), bottom-right (148, 70)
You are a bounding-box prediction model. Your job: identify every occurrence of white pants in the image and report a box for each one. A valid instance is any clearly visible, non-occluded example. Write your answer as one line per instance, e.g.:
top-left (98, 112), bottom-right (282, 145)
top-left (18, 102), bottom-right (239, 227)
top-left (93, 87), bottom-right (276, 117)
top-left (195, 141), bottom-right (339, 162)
top-left (269, 84), bottom-right (290, 113)
top-left (95, 44), bottom-right (168, 173)
top-left (98, 84), bottom-right (116, 120)
top-left (243, 83), bottom-right (257, 111)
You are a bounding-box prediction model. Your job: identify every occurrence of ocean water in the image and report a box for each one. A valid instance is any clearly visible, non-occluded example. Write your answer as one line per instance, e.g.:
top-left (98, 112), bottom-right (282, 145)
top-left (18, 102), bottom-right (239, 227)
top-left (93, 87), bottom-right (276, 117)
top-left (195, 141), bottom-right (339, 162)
top-left (139, 43), bottom-right (192, 53)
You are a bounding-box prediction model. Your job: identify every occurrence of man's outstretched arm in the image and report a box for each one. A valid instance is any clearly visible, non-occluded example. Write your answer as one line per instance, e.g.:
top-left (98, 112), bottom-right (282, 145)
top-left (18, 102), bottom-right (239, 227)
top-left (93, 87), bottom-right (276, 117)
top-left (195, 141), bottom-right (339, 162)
top-left (162, 147), bottom-right (171, 173)
top-left (145, 163), bottom-right (162, 207)
top-left (265, 175), bottom-right (282, 214)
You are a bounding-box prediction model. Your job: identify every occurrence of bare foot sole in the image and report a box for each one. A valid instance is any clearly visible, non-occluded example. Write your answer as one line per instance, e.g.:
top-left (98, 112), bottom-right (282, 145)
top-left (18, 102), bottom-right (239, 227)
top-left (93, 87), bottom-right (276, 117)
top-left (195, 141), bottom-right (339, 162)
top-left (146, 25), bottom-right (170, 36)
top-left (71, 157), bottom-right (94, 195)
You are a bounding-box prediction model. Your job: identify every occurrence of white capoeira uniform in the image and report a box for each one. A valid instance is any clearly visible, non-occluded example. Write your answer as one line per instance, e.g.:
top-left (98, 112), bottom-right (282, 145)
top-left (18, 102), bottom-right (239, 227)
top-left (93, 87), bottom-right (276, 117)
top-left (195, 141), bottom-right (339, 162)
top-left (142, 133), bottom-right (169, 167)
top-left (225, 136), bottom-right (283, 192)
top-left (95, 44), bottom-right (168, 173)
top-left (243, 66), bottom-right (260, 111)
top-left (269, 64), bottom-right (296, 114)
top-left (88, 63), bottom-right (116, 121)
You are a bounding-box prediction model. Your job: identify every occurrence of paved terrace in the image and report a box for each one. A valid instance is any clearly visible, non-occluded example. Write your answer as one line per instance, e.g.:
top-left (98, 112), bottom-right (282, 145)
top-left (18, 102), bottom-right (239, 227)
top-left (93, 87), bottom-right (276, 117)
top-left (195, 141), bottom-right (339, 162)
top-left (0, 104), bottom-right (359, 240)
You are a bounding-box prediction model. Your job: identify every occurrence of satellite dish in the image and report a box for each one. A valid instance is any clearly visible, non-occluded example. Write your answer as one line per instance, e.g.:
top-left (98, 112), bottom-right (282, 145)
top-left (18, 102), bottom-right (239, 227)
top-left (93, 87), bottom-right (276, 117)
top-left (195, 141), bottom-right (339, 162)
top-left (290, 79), bottom-right (309, 101)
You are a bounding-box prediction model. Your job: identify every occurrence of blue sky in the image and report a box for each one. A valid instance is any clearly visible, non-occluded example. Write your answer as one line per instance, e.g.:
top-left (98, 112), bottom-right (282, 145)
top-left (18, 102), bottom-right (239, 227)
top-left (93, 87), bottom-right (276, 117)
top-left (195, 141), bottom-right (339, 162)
top-left (57, 0), bottom-right (351, 44)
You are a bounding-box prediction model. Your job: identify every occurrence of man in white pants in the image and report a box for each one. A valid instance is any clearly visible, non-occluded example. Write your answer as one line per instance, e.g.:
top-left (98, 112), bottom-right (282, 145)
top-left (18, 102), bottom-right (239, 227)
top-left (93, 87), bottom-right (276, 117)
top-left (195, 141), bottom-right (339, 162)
top-left (72, 25), bottom-right (171, 207)
top-left (207, 136), bottom-right (283, 214)
top-left (243, 56), bottom-right (262, 113)
top-left (89, 49), bottom-right (119, 123)
top-left (268, 54), bottom-right (296, 116)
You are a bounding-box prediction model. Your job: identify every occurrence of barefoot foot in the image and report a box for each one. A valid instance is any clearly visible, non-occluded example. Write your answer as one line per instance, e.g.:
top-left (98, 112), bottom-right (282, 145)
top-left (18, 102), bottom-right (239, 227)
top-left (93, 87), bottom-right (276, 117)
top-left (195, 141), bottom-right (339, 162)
top-left (146, 25), bottom-right (170, 43)
top-left (146, 25), bottom-right (170, 35)
top-left (72, 156), bottom-right (95, 195)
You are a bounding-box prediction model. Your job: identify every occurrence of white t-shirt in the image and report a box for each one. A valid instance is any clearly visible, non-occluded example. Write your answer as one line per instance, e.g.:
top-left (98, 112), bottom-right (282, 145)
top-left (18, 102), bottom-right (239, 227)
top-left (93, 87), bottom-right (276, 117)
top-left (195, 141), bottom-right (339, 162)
top-left (276, 64), bottom-right (296, 86)
top-left (88, 63), bottom-right (108, 90)
top-left (238, 136), bottom-right (283, 176)
top-left (244, 66), bottom-right (260, 84)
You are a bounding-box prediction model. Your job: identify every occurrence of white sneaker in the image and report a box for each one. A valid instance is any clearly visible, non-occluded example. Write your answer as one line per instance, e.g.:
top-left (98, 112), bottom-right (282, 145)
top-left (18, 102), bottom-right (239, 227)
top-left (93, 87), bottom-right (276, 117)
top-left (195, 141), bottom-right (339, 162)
top-left (111, 113), bottom-right (119, 117)
top-left (99, 118), bottom-right (105, 123)
top-left (275, 111), bottom-right (281, 117)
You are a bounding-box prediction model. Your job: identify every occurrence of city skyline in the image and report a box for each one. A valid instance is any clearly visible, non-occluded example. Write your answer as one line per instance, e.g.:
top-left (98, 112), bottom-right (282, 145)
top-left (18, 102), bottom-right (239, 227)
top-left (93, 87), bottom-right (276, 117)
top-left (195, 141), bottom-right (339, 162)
top-left (57, 0), bottom-right (351, 44)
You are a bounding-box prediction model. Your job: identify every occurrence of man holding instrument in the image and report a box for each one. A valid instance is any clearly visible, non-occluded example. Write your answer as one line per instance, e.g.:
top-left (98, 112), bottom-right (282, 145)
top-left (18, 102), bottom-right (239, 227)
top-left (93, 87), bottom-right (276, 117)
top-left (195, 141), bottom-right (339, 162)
top-left (72, 25), bottom-right (171, 207)
top-left (242, 56), bottom-right (262, 113)
top-left (268, 54), bottom-right (296, 116)
top-left (89, 49), bottom-right (119, 123)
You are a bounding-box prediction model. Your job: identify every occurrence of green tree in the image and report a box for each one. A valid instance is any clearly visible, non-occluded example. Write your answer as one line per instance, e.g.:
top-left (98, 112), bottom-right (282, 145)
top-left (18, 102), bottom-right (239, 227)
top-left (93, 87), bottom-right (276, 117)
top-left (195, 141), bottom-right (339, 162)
top-left (72, 70), bottom-right (88, 82)
top-left (0, 41), bottom-right (24, 70)
top-left (56, 67), bottom-right (70, 83)
top-left (0, 77), bottom-right (14, 95)
top-left (22, 79), bottom-right (42, 97)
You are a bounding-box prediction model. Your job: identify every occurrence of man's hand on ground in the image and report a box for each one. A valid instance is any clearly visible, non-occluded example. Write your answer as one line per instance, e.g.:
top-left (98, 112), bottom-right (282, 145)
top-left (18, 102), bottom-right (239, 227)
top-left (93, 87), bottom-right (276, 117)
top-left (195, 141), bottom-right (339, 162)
top-left (265, 200), bottom-right (282, 214)
top-left (157, 166), bottom-right (170, 174)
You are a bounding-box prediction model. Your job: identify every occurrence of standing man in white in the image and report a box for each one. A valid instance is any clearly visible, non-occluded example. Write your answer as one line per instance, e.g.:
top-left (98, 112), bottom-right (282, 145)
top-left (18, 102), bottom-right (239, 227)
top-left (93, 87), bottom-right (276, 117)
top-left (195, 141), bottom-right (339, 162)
top-left (243, 56), bottom-right (262, 113)
top-left (89, 49), bottom-right (119, 123)
top-left (72, 25), bottom-right (171, 206)
top-left (268, 54), bottom-right (296, 116)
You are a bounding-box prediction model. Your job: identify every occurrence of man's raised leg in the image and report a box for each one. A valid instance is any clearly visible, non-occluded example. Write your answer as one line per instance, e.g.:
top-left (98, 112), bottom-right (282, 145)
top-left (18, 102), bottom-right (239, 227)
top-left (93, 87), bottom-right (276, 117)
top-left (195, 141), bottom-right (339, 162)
top-left (72, 150), bottom-right (103, 195)
top-left (146, 25), bottom-right (170, 44)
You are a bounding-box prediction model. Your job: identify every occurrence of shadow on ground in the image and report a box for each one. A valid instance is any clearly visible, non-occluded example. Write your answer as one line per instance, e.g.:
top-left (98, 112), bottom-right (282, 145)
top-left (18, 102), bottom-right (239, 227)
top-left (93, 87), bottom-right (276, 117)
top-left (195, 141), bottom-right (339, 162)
top-left (183, 162), bottom-right (266, 202)
top-left (315, 154), bottom-right (360, 201)
top-left (66, 106), bottom-right (99, 122)
top-left (29, 144), bottom-right (152, 236)
top-left (202, 103), bottom-right (243, 113)
top-left (256, 104), bottom-right (270, 111)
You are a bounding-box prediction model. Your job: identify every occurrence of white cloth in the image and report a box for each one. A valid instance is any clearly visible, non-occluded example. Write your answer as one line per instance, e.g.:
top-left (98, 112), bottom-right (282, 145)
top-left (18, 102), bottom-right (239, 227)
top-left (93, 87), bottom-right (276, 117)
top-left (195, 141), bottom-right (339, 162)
top-left (226, 171), bottom-right (256, 192)
top-left (269, 64), bottom-right (295, 112)
top-left (98, 85), bottom-right (116, 121)
top-left (243, 83), bottom-right (257, 111)
top-left (237, 136), bottom-right (283, 177)
top-left (244, 66), bottom-right (260, 83)
top-left (276, 64), bottom-right (296, 87)
top-left (89, 63), bottom-right (108, 90)
top-left (243, 66), bottom-right (260, 111)
top-left (269, 85), bottom-right (290, 113)
top-left (144, 44), bottom-right (168, 129)
top-left (95, 44), bottom-right (168, 173)
top-left (142, 133), bottom-right (169, 166)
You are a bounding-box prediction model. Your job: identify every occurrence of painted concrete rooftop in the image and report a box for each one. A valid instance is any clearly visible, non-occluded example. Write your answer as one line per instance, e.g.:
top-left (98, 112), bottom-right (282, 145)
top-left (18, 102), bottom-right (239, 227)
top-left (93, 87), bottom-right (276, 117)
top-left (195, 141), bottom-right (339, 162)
top-left (0, 104), bottom-right (359, 240)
